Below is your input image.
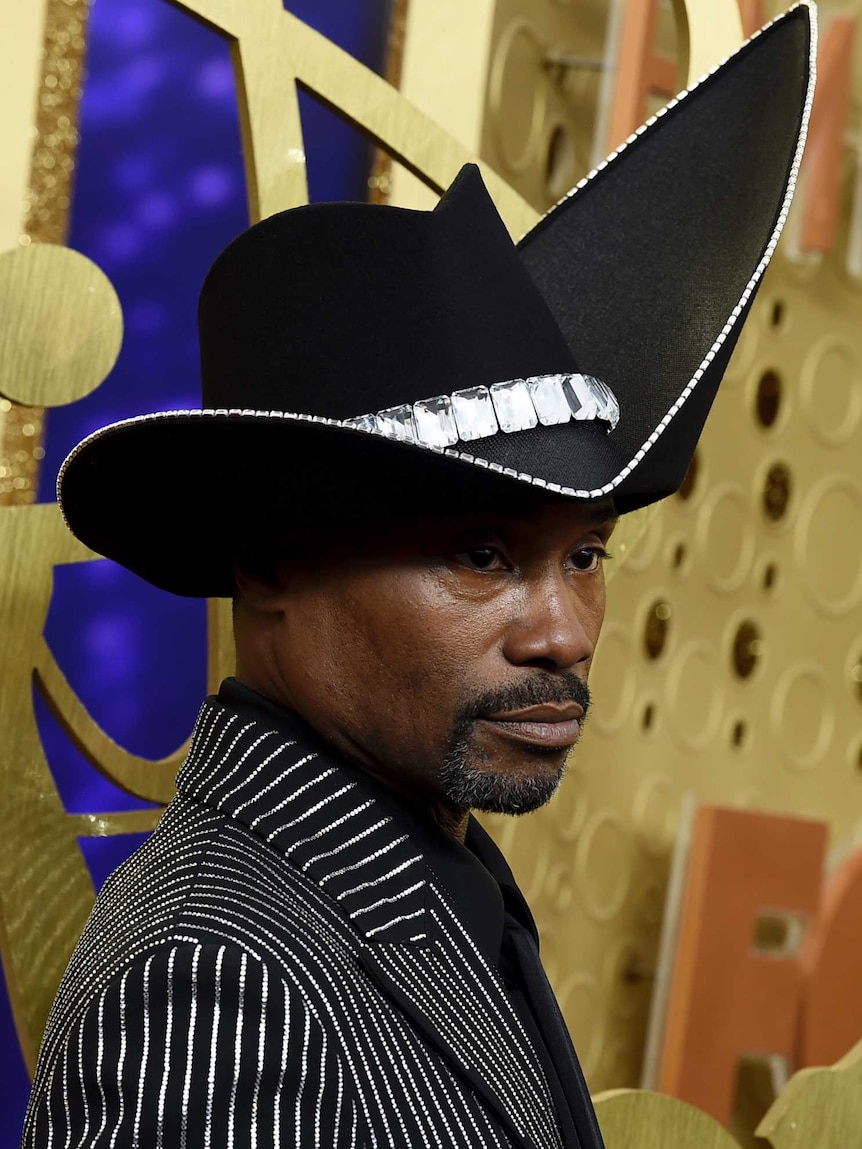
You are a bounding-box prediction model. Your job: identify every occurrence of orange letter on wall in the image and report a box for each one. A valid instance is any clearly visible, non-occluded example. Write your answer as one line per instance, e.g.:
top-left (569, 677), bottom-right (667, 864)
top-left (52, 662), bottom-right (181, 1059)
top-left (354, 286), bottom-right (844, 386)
top-left (798, 18), bottom-right (855, 254)
top-left (798, 845), bottom-right (862, 1069)
top-left (657, 806), bottom-right (827, 1126)
top-left (605, 0), bottom-right (767, 156)
top-left (605, 0), bottom-right (676, 154)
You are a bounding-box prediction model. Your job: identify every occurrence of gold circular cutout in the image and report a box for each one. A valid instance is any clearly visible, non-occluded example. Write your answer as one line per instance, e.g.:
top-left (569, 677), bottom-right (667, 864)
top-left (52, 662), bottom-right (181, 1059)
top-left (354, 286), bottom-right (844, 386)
top-left (795, 475), bottom-right (862, 618)
top-left (589, 623), bottom-right (637, 735)
top-left (770, 662), bottom-right (834, 771)
top-left (632, 772), bottom-right (678, 856)
top-left (696, 482), bottom-right (756, 593)
top-left (488, 19), bottom-right (547, 175)
top-left (800, 335), bottom-right (862, 447)
top-left (0, 244), bottom-right (122, 408)
top-left (575, 810), bottom-right (633, 924)
top-left (665, 640), bottom-right (723, 751)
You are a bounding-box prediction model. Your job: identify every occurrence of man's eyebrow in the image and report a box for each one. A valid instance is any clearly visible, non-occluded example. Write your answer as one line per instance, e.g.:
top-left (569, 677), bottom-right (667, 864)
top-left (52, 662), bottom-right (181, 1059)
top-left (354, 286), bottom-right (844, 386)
top-left (582, 504), bottom-right (618, 525)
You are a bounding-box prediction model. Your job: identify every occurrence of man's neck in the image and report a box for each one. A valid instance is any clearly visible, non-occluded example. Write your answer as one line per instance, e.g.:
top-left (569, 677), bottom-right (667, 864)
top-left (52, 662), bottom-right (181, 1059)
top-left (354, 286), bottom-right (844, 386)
top-left (227, 675), bottom-right (471, 843)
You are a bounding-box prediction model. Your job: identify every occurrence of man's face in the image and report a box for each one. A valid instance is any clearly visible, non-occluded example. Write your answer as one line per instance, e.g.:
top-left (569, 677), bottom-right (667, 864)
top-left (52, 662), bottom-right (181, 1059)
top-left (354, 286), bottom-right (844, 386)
top-left (240, 500), bottom-right (616, 826)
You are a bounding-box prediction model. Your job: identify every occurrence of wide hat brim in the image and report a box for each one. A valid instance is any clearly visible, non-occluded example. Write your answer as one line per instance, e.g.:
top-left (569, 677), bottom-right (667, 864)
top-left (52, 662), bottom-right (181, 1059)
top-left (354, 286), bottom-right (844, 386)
top-left (59, 4), bottom-right (816, 597)
top-left (60, 412), bottom-right (606, 596)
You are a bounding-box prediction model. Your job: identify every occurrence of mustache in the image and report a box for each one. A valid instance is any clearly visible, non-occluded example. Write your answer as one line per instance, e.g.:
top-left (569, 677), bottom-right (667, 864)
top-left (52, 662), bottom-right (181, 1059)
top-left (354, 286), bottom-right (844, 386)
top-left (456, 674), bottom-right (591, 724)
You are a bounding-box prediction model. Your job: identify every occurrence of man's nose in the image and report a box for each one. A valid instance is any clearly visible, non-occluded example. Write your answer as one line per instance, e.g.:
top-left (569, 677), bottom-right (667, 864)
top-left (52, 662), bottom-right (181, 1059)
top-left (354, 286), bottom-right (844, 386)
top-left (501, 573), bottom-right (596, 672)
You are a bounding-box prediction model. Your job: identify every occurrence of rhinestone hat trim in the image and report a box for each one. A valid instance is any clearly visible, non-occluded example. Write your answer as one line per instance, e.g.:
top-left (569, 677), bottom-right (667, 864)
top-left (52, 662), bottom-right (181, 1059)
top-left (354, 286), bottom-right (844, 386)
top-left (57, 4), bottom-right (816, 509)
top-left (343, 373), bottom-right (620, 448)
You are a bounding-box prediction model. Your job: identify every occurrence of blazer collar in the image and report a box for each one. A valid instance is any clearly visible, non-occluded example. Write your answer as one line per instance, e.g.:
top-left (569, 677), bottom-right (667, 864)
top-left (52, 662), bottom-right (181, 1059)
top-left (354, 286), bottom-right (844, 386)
top-left (177, 693), bottom-right (431, 945)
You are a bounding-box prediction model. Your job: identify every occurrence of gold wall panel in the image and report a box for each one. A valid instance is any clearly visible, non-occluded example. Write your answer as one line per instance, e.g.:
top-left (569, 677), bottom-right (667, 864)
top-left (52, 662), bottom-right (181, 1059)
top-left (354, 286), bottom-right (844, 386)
top-left (481, 0), bottom-right (610, 210)
top-left (479, 0), bottom-right (742, 213)
top-left (4, 8), bottom-right (862, 1145)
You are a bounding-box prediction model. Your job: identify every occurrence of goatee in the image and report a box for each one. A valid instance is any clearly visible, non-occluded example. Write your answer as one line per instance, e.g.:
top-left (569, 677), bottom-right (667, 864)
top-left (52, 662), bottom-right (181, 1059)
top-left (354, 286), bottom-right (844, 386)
top-left (439, 674), bottom-right (591, 816)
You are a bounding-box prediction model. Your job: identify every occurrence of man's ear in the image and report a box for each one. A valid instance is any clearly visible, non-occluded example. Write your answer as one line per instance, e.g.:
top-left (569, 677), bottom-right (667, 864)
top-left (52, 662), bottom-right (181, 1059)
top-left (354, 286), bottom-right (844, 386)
top-left (232, 558), bottom-right (286, 614)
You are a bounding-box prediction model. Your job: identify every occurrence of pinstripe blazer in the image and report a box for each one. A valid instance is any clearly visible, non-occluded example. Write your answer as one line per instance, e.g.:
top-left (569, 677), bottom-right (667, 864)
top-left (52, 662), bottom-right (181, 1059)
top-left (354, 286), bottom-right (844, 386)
top-left (22, 695), bottom-right (604, 1149)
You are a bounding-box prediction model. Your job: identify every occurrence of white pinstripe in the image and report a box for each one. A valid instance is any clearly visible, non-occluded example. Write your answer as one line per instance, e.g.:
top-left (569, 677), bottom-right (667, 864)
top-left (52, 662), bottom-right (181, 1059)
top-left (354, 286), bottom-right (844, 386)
top-left (273, 980), bottom-right (289, 1149)
top-left (179, 945), bottom-right (200, 1149)
top-left (226, 950), bottom-right (246, 1149)
top-left (336, 856), bottom-right (420, 901)
top-left (155, 947), bottom-right (176, 1146)
top-left (61, 1033), bottom-right (71, 1149)
top-left (210, 730), bottom-right (277, 801)
top-left (203, 946), bottom-right (224, 1149)
top-left (91, 991), bottom-right (108, 1146)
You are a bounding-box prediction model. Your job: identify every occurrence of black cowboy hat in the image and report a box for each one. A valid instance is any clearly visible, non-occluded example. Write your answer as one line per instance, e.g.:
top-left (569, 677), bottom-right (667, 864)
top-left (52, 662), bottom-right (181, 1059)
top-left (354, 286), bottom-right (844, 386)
top-left (59, 4), bottom-right (815, 597)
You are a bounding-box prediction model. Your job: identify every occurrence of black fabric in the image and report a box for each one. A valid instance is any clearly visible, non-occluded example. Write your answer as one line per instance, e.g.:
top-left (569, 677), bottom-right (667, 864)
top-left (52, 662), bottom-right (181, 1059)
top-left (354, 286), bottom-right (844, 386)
top-left (500, 916), bottom-right (582, 1149)
top-left (57, 7), bottom-right (812, 598)
top-left (201, 166), bottom-right (576, 417)
top-left (468, 821), bottom-right (602, 1149)
top-left (219, 680), bottom-right (602, 1147)
top-left (504, 915), bottom-right (605, 1149)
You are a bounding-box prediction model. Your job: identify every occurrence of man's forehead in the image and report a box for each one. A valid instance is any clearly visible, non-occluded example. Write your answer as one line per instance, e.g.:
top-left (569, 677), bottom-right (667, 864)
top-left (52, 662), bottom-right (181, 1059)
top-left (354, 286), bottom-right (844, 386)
top-left (439, 498), bottom-right (617, 530)
top-left (266, 497), bottom-right (618, 560)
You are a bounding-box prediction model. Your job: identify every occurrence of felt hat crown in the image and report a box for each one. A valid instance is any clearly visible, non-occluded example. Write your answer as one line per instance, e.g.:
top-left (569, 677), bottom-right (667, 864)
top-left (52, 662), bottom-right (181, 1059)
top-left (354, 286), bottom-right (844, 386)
top-left (59, 3), bottom-right (816, 597)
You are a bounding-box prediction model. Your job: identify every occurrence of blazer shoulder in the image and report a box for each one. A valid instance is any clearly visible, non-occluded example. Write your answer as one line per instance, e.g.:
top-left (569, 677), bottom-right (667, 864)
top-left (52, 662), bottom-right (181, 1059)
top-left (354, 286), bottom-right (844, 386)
top-left (23, 942), bottom-right (367, 1149)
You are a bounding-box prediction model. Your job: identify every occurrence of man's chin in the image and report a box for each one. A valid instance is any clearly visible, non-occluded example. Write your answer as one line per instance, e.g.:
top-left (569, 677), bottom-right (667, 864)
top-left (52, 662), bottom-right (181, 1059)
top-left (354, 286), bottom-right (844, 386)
top-left (439, 759), bottom-right (567, 816)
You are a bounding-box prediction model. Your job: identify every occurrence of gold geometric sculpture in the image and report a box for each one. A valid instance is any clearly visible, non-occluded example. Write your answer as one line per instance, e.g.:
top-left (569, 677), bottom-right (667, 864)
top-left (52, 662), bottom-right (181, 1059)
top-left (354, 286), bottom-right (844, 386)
top-left (0, 245), bottom-right (122, 409)
top-left (0, 0), bottom-right (93, 505)
top-left (593, 1088), bottom-right (741, 1149)
top-left (592, 1038), bottom-right (862, 1148)
top-left (757, 1036), bottom-right (862, 1148)
top-left (0, 241), bottom-right (178, 1071)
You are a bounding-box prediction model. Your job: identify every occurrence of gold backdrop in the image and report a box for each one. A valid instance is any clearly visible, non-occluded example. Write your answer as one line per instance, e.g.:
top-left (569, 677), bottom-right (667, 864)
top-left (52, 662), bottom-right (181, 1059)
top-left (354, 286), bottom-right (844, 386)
top-left (2, 1), bottom-right (862, 1145)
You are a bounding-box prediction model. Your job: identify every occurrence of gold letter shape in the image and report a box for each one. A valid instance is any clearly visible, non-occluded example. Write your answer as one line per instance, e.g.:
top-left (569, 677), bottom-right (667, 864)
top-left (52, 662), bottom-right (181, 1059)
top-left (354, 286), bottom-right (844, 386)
top-left (593, 1088), bottom-right (742, 1149)
top-left (756, 1038), bottom-right (862, 1149)
top-left (592, 1039), bottom-right (862, 1148)
top-left (0, 242), bottom-right (185, 1071)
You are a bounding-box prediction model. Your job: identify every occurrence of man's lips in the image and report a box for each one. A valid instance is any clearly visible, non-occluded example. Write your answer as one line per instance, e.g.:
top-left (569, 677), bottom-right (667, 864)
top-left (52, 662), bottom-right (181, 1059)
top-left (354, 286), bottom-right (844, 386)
top-left (479, 702), bottom-right (584, 750)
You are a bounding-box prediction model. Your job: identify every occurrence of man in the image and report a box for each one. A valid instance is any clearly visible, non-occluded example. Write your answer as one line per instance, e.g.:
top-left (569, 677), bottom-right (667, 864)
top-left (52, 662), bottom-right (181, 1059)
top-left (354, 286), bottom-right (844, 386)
top-left (22, 6), bottom-right (813, 1147)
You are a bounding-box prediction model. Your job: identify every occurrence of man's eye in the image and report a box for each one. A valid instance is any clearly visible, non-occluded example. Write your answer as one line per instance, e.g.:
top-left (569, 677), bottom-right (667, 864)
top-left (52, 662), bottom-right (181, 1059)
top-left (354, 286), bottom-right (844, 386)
top-left (455, 547), bottom-right (505, 571)
top-left (569, 546), bottom-right (610, 573)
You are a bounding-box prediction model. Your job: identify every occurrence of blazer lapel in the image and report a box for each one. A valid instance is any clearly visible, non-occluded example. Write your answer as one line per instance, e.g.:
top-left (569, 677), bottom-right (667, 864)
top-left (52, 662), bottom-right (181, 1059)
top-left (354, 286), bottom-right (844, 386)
top-left (358, 887), bottom-right (563, 1149)
top-left (468, 822), bottom-right (605, 1149)
top-left (177, 698), bottom-right (562, 1149)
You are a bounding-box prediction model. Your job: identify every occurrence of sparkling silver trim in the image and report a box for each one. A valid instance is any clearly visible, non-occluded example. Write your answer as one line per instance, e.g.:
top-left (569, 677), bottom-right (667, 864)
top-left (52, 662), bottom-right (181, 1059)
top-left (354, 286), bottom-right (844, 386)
top-left (348, 373), bottom-right (619, 449)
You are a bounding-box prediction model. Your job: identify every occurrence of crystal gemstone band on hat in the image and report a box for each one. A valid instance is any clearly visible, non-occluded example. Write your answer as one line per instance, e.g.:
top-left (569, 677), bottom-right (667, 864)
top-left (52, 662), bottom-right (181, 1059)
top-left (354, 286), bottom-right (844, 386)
top-left (342, 373), bottom-right (620, 450)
